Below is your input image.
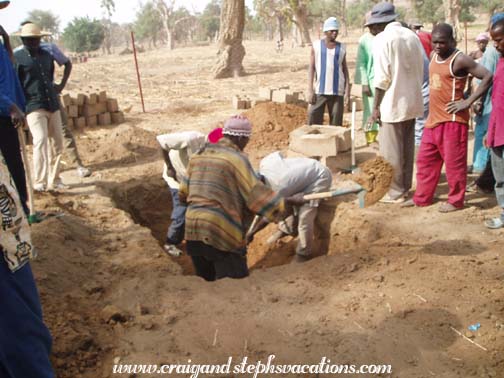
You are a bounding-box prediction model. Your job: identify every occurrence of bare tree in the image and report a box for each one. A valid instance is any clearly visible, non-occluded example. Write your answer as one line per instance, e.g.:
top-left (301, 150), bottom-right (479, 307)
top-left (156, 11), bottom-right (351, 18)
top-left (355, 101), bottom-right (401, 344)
top-left (155, 0), bottom-right (192, 50)
top-left (443, 0), bottom-right (461, 40)
top-left (285, 0), bottom-right (311, 46)
top-left (213, 0), bottom-right (246, 79)
top-left (100, 0), bottom-right (115, 54)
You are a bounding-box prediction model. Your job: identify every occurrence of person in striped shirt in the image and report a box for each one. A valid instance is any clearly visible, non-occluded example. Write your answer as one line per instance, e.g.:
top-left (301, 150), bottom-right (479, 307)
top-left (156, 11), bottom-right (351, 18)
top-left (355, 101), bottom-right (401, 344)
top-left (179, 116), bottom-right (304, 281)
top-left (307, 17), bottom-right (350, 126)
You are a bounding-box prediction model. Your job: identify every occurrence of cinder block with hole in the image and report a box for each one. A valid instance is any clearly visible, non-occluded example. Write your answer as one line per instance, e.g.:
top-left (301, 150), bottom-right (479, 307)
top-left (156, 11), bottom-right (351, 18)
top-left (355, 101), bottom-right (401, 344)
top-left (289, 125), bottom-right (351, 158)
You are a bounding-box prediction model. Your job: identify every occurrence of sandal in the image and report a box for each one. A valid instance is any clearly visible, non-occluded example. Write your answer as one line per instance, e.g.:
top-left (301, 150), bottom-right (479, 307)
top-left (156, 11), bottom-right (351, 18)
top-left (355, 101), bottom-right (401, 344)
top-left (438, 202), bottom-right (462, 213)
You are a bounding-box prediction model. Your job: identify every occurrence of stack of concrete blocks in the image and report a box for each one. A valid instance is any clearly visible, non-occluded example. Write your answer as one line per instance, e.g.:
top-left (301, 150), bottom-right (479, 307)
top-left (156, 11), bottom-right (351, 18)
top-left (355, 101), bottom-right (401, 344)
top-left (289, 125), bottom-right (352, 171)
top-left (258, 86), bottom-right (308, 108)
top-left (61, 91), bottom-right (125, 129)
top-left (232, 95), bottom-right (252, 110)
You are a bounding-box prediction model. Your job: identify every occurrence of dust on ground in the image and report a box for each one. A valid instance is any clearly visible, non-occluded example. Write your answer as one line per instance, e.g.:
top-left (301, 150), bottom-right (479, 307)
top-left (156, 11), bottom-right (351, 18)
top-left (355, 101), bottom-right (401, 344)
top-left (30, 35), bottom-right (504, 378)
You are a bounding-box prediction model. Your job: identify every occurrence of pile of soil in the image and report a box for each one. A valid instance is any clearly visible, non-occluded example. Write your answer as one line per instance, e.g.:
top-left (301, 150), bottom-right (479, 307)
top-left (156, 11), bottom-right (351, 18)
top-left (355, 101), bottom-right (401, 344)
top-left (76, 124), bottom-right (159, 168)
top-left (243, 102), bottom-right (307, 155)
top-left (351, 157), bottom-right (394, 206)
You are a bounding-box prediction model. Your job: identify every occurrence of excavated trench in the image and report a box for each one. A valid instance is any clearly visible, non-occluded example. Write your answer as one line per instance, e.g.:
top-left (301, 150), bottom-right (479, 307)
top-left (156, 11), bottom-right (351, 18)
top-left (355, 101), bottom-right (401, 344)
top-left (101, 174), bottom-right (354, 275)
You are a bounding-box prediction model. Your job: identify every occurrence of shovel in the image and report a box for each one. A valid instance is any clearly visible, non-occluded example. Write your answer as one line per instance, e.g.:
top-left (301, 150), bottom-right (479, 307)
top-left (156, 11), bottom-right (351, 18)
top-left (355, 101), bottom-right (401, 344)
top-left (302, 184), bottom-right (367, 208)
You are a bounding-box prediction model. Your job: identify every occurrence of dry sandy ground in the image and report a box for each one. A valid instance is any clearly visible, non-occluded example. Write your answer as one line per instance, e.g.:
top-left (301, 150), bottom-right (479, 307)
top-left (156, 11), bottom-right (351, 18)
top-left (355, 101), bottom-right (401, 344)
top-left (27, 32), bottom-right (504, 378)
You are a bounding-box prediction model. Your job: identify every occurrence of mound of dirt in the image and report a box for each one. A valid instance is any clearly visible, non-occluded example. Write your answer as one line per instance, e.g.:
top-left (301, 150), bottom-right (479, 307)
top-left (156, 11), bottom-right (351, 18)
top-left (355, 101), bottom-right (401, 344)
top-left (77, 124), bottom-right (159, 168)
top-left (351, 157), bottom-right (394, 206)
top-left (243, 102), bottom-right (307, 155)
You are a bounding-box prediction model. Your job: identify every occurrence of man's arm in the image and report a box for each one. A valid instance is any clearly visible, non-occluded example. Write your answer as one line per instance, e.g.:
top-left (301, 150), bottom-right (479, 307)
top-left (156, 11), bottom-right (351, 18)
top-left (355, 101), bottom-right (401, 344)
top-left (307, 47), bottom-right (316, 104)
top-left (0, 25), bottom-right (13, 62)
top-left (342, 54), bottom-right (351, 110)
top-left (446, 55), bottom-right (493, 114)
top-left (354, 40), bottom-right (371, 96)
top-left (367, 37), bottom-right (390, 125)
top-left (54, 60), bottom-right (72, 94)
top-left (367, 88), bottom-right (386, 126)
top-left (161, 147), bottom-right (176, 178)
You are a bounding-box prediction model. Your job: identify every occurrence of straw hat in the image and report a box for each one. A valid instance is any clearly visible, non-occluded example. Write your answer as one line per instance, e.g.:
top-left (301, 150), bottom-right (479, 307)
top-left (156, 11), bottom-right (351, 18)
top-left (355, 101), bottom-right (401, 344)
top-left (15, 23), bottom-right (51, 38)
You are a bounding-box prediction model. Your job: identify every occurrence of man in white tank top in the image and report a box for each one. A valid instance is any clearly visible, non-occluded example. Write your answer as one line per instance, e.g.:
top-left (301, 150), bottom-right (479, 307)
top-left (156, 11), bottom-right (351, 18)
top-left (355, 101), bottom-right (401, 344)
top-left (307, 17), bottom-right (350, 126)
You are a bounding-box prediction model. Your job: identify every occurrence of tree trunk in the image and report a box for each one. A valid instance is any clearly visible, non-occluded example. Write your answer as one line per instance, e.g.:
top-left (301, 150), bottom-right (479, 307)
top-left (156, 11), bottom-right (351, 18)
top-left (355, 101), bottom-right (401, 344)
top-left (213, 0), bottom-right (246, 79)
top-left (443, 0), bottom-right (462, 41)
top-left (293, 6), bottom-right (311, 46)
top-left (341, 0), bottom-right (348, 37)
top-left (276, 14), bottom-right (284, 41)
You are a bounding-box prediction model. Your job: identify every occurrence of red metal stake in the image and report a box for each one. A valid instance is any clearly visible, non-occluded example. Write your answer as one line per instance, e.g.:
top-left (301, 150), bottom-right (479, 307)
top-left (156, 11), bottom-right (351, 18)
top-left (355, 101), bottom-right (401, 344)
top-left (131, 31), bottom-right (146, 113)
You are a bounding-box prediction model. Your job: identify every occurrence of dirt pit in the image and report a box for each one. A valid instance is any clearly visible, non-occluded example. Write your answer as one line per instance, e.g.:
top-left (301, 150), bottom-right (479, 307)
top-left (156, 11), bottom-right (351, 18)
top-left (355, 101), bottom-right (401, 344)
top-left (100, 172), bottom-right (341, 274)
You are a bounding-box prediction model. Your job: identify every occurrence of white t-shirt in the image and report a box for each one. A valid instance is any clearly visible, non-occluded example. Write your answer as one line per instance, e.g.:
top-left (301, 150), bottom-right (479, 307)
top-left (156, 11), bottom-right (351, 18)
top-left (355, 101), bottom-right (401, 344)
top-left (259, 151), bottom-right (332, 197)
top-left (156, 131), bottom-right (206, 189)
top-left (372, 22), bottom-right (424, 123)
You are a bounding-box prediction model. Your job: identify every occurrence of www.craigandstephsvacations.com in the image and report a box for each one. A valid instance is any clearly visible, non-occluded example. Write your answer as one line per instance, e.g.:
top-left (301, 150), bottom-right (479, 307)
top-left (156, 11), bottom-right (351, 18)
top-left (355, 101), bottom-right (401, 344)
top-left (112, 355), bottom-right (392, 377)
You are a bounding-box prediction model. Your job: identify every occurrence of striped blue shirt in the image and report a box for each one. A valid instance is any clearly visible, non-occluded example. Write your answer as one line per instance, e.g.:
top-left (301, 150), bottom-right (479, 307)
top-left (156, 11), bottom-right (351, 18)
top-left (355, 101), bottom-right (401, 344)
top-left (313, 40), bottom-right (346, 96)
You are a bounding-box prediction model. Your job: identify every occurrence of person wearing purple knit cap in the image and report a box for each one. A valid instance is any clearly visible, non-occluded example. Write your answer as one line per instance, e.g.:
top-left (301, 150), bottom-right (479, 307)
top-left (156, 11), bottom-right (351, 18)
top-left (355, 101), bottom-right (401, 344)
top-left (179, 115), bottom-right (305, 281)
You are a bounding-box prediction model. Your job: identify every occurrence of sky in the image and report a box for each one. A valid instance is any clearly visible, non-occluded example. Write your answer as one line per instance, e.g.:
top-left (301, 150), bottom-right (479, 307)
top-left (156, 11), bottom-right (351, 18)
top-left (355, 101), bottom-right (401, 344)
top-left (1, 0), bottom-right (255, 34)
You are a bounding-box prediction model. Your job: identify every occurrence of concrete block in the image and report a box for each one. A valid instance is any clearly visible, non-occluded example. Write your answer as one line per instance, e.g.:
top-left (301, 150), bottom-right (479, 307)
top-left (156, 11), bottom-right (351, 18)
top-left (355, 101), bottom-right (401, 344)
top-left (70, 97), bottom-right (78, 106)
top-left (258, 87), bottom-right (273, 100)
top-left (87, 93), bottom-right (98, 105)
top-left (61, 94), bottom-right (72, 107)
top-left (86, 115), bottom-right (98, 127)
top-left (111, 111), bottom-right (125, 124)
top-left (289, 125), bottom-right (351, 158)
top-left (77, 93), bottom-right (87, 106)
top-left (348, 96), bottom-right (363, 112)
top-left (67, 105), bottom-right (78, 118)
top-left (98, 112), bottom-right (111, 126)
top-left (323, 153), bottom-right (352, 172)
top-left (75, 117), bottom-right (86, 129)
top-left (251, 99), bottom-right (270, 107)
top-left (82, 104), bottom-right (98, 117)
top-left (107, 98), bottom-right (119, 113)
top-left (232, 95), bottom-right (249, 110)
top-left (99, 91), bottom-right (107, 103)
top-left (96, 101), bottom-right (107, 114)
top-left (272, 89), bottom-right (296, 104)
top-left (67, 117), bottom-right (74, 129)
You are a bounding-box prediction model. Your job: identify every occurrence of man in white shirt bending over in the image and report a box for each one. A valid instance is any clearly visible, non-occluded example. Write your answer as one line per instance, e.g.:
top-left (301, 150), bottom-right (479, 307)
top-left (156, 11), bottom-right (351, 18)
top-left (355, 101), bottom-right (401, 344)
top-left (249, 152), bottom-right (332, 263)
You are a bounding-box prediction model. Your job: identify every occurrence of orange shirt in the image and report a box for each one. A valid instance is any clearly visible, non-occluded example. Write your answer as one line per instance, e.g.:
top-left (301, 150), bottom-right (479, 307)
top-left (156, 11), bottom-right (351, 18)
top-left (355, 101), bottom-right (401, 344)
top-left (425, 50), bottom-right (470, 128)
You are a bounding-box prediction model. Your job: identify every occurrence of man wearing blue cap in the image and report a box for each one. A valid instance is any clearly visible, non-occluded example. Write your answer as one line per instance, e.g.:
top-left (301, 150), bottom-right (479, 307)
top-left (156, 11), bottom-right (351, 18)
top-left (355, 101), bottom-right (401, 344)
top-left (0, 3), bottom-right (55, 378)
top-left (366, 2), bottom-right (424, 203)
top-left (307, 16), bottom-right (350, 126)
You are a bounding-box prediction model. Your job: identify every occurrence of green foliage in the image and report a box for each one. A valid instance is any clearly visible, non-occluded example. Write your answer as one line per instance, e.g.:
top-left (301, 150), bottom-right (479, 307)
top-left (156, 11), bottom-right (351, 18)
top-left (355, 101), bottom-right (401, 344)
top-left (26, 9), bottom-right (60, 35)
top-left (245, 6), bottom-right (264, 35)
top-left (460, 0), bottom-right (479, 23)
top-left (414, 0), bottom-right (444, 26)
top-left (62, 17), bottom-right (105, 52)
top-left (133, 1), bottom-right (163, 43)
top-left (200, 0), bottom-right (221, 39)
top-left (346, 0), bottom-right (375, 28)
top-left (478, 0), bottom-right (504, 16)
